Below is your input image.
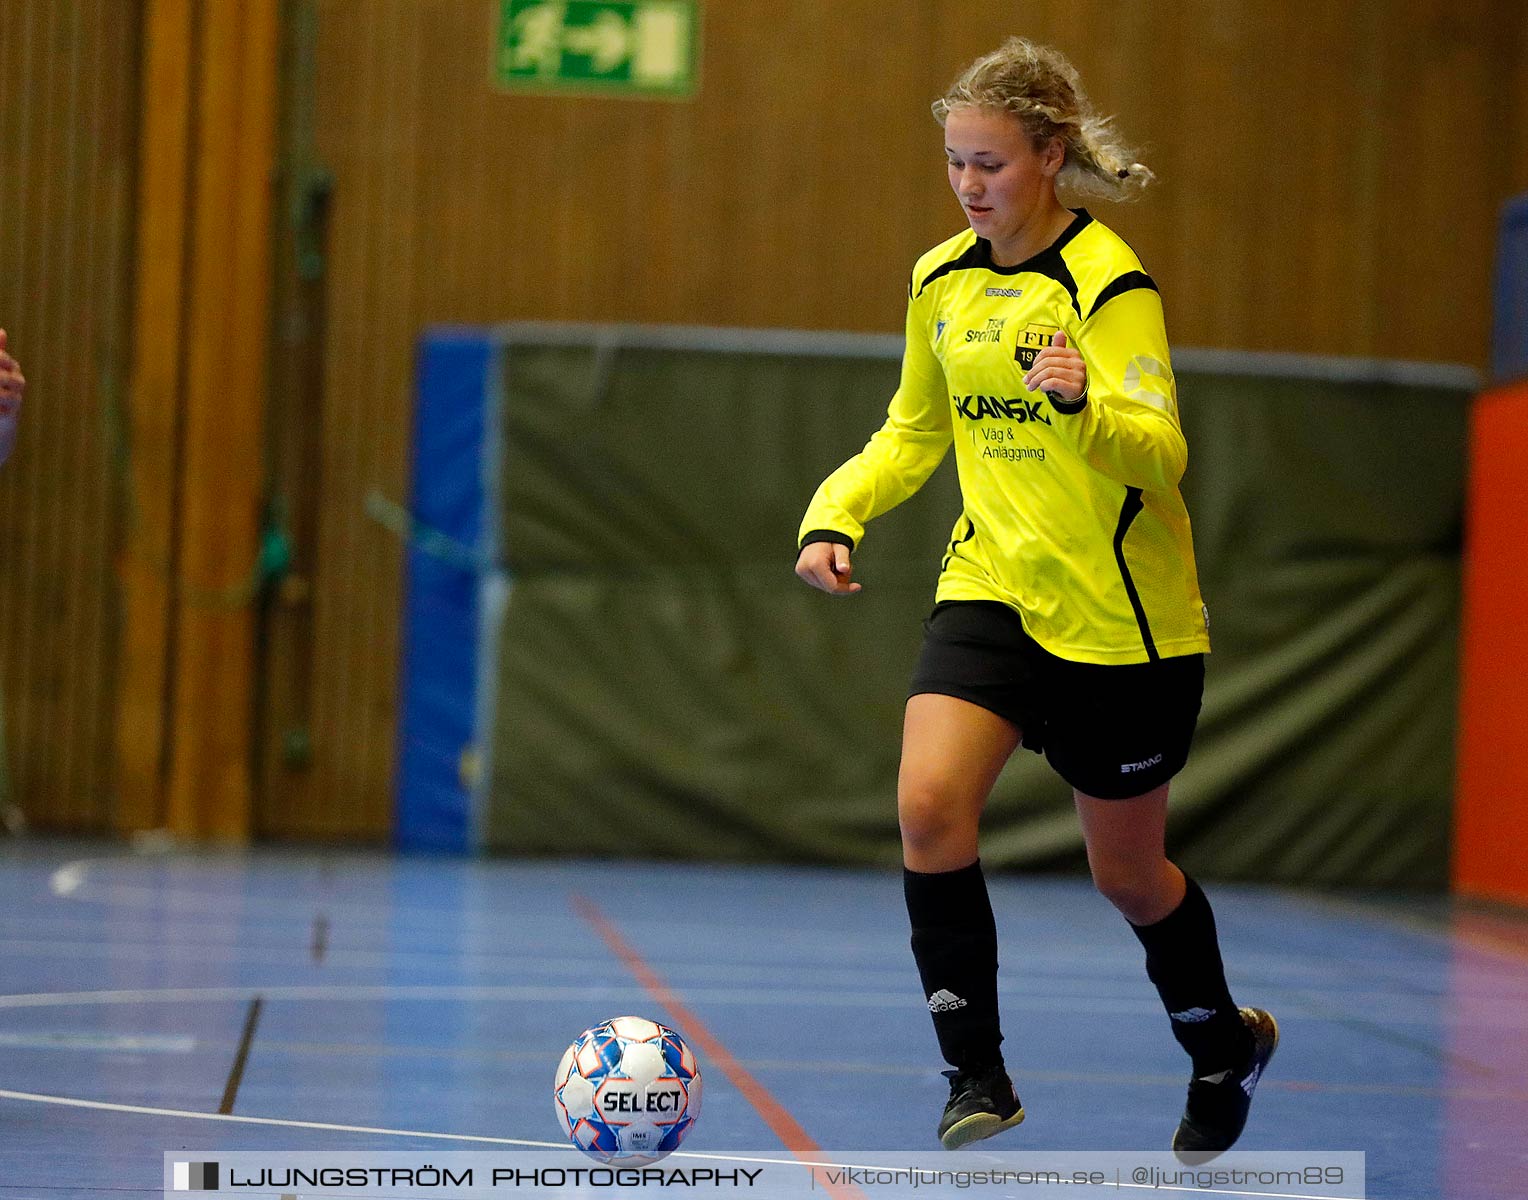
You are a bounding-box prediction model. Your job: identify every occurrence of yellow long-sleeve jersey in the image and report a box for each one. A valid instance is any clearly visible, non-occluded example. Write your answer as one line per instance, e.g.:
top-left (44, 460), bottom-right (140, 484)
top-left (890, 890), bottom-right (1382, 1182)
top-left (800, 210), bottom-right (1210, 665)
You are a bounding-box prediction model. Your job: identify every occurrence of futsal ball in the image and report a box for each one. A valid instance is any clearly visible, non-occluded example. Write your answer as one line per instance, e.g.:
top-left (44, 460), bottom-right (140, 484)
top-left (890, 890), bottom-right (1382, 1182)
top-left (553, 1016), bottom-right (702, 1163)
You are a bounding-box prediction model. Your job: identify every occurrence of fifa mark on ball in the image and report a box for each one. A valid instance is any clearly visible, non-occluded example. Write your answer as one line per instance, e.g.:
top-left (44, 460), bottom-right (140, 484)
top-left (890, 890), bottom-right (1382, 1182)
top-left (553, 1016), bottom-right (702, 1164)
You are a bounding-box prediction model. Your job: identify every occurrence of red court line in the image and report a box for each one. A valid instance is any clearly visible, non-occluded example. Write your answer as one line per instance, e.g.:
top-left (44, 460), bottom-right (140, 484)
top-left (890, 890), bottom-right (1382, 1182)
top-left (572, 893), bottom-right (867, 1200)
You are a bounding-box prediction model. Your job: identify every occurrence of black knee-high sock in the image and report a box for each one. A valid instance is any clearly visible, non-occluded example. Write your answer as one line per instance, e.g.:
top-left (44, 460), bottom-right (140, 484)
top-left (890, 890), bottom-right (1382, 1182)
top-left (1128, 875), bottom-right (1254, 1074)
top-left (904, 860), bottom-right (1003, 1071)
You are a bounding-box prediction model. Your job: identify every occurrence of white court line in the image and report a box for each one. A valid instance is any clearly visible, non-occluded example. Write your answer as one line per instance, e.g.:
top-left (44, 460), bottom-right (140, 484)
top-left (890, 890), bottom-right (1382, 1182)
top-left (30, 869), bottom-right (1458, 980)
top-left (0, 982), bottom-right (985, 1013)
top-left (0, 1088), bottom-right (1358, 1200)
top-left (0, 923), bottom-right (1446, 983)
top-left (0, 936), bottom-right (1476, 1009)
top-left (0, 1031), bottom-right (194, 1052)
top-left (0, 1086), bottom-right (564, 1147)
top-left (0, 983), bottom-right (1487, 1028)
top-left (0, 983), bottom-right (894, 1009)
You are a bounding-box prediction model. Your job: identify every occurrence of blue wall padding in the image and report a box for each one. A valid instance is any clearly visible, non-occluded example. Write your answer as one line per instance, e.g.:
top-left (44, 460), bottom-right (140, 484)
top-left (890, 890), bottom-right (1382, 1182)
top-left (395, 329), bottom-right (496, 852)
top-left (1495, 193), bottom-right (1528, 382)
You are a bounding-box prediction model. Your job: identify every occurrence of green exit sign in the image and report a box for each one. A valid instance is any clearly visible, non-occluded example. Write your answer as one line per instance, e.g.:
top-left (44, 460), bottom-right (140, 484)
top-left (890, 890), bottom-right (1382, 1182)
top-left (496, 1), bottom-right (700, 98)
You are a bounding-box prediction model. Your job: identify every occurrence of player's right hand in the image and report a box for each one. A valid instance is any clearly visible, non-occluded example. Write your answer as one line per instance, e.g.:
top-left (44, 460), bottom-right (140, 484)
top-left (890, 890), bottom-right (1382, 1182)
top-left (795, 540), bottom-right (862, 597)
top-left (0, 329), bottom-right (24, 413)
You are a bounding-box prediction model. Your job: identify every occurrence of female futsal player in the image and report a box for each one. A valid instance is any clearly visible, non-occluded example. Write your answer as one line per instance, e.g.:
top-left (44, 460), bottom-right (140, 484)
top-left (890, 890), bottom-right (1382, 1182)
top-left (0, 330), bottom-right (23, 465)
top-left (794, 39), bottom-right (1275, 1157)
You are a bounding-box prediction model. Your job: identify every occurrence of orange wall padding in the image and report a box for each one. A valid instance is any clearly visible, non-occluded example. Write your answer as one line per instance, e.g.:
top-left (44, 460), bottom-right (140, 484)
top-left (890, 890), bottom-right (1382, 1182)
top-left (1456, 381), bottom-right (1528, 905)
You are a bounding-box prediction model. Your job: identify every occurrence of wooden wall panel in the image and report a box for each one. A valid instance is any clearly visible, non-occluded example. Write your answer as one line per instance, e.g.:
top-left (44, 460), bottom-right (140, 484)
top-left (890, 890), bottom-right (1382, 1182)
top-left (0, 0), bottom-right (138, 831)
top-left (160, 0), bottom-right (280, 840)
top-left (117, 0), bottom-right (192, 834)
top-left (1508, 4), bottom-right (1528, 199)
top-left (115, 0), bottom-right (281, 842)
top-left (261, 0), bottom-right (433, 837)
top-left (277, 0), bottom-right (1525, 838)
top-left (307, 1), bottom-right (1527, 351)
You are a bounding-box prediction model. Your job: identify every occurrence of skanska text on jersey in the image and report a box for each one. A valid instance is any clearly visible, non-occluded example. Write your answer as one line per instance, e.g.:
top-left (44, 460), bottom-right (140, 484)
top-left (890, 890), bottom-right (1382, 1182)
top-left (954, 394), bottom-right (1053, 425)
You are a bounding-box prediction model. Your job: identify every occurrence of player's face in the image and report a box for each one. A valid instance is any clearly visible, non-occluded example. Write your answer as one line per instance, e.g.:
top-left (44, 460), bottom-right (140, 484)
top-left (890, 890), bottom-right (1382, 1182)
top-left (944, 107), bottom-right (1060, 253)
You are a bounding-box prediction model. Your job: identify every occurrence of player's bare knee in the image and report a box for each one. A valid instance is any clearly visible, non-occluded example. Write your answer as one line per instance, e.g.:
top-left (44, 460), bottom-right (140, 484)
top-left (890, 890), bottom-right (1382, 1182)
top-left (896, 777), bottom-right (969, 857)
top-left (896, 794), bottom-right (954, 854)
top-left (1089, 858), bottom-right (1161, 918)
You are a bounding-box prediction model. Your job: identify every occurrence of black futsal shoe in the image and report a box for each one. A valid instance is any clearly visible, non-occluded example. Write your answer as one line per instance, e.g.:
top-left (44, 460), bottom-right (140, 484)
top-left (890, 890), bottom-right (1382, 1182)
top-left (1172, 1007), bottom-right (1279, 1163)
top-left (937, 1063), bottom-right (1025, 1149)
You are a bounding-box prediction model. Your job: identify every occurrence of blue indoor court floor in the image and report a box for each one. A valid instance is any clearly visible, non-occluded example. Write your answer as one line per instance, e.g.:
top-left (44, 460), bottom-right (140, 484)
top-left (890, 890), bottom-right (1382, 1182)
top-left (0, 841), bottom-right (1524, 1200)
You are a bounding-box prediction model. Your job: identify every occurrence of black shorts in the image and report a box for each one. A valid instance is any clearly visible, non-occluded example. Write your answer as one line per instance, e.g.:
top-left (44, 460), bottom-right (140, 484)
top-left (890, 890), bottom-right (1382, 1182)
top-left (907, 600), bottom-right (1204, 800)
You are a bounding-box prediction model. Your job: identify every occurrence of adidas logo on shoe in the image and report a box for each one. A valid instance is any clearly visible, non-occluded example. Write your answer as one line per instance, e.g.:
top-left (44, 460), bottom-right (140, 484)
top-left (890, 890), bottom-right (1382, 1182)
top-left (928, 989), bottom-right (968, 1013)
top-left (1202, 1030), bottom-right (1269, 1097)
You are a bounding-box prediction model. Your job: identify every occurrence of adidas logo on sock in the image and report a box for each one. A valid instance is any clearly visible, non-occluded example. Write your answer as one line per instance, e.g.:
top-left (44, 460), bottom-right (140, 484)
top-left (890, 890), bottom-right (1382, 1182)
top-left (1170, 1007), bottom-right (1216, 1024)
top-left (1240, 1061), bottom-right (1264, 1097)
top-left (927, 989), bottom-right (968, 1013)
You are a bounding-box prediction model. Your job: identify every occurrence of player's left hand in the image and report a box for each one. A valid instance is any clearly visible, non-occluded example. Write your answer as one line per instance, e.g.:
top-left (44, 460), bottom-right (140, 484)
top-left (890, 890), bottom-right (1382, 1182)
top-left (1023, 331), bottom-right (1086, 402)
top-left (0, 329), bottom-right (24, 415)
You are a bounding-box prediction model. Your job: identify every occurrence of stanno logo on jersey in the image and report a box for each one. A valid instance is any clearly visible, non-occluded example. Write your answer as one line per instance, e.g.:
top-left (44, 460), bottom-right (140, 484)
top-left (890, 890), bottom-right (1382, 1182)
top-left (935, 313), bottom-right (949, 341)
top-left (985, 287), bottom-right (1024, 298)
top-left (965, 317), bottom-right (1006, 344)
top-left (1014, 322), bottom-right (1061, 369)
top-left (954, 394), bottom-right (1052, 425)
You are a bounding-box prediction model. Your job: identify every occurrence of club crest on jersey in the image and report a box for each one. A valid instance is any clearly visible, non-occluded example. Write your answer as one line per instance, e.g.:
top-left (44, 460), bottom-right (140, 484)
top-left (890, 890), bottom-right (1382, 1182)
top-left (965, 317), bottom-right (1006, 344)
top-left (1014, 322), bottom-right (1061, 370)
